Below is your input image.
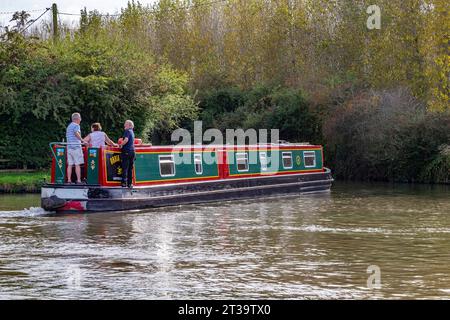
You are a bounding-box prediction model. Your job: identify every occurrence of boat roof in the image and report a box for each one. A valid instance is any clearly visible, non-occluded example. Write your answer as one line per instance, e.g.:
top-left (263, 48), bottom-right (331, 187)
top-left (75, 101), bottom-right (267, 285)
top-left (125, 143), bottom-right (322, 151)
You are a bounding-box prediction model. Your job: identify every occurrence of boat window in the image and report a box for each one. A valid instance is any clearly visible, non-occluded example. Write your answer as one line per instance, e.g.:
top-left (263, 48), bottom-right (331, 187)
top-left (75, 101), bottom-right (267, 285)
top-left (194, 154), bottom-right (203, 175)
top-left (236, 153), bottom-right (249, 172)
top-left (282, 152), bottom-right (293, 169)
top-left (260, 152), bottom-right (267, 171)
top-left (304, 151), bottom-right (316, 168)
top-left (159, 155), bottom-right (175, 177)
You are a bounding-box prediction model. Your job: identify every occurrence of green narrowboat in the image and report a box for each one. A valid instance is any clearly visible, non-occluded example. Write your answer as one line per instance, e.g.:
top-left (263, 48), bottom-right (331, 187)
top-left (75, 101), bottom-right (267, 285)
top-left (41, 141), bottom-right (333, 212)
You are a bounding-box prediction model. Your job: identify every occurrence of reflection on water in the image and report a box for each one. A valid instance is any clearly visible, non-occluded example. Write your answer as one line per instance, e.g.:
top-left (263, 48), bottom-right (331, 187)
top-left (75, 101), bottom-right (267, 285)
top-left (0, 182), bottom-right (449, 299)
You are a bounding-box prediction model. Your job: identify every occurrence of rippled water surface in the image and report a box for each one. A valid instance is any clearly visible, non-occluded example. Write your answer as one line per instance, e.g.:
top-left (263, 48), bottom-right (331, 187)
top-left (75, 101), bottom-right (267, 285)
top-left (0, 182), bottom-right (449, 299)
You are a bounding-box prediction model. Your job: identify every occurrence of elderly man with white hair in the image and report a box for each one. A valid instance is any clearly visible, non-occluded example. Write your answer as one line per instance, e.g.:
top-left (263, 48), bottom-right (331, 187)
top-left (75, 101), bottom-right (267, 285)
top-left (66, 112), bottom-right (84, 184)
top-left (118, 120), bottom-right (136, 188)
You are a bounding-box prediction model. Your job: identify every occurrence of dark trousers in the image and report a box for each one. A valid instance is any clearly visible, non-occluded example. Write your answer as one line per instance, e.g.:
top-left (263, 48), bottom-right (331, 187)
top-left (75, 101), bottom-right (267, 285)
top-left (121, 151), bottom-right (135, 186)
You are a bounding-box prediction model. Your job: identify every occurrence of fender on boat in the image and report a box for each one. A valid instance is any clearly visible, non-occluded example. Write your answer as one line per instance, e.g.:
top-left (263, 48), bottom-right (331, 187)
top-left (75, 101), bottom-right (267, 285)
top-left (41, 195), bottom-right (67, 211)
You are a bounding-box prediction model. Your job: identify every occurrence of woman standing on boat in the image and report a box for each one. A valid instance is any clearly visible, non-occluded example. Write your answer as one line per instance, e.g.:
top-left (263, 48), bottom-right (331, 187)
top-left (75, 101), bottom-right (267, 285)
top-left (118, 120), bottom-right (135, 188)
top-left (83, 123), bottom-right (118, 148)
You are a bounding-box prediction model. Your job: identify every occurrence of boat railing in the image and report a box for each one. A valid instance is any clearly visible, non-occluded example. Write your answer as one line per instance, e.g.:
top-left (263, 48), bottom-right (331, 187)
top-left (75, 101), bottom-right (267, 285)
top-left (49, 141), bottom-right (87, 158)
top-left (49, 142), bottom-right (91, 179)
top-left (49, 141), bottom-right (148, 181)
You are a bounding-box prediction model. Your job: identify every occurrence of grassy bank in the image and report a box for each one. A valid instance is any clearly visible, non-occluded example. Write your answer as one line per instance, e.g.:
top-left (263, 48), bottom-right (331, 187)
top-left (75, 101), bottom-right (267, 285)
top-left (0, 171), bottom-right (50, 193)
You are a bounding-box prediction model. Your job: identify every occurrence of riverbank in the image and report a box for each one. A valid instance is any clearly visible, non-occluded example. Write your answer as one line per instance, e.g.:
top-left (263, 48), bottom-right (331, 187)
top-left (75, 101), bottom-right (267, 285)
top-left (0, 171), bottom-right (50, 193)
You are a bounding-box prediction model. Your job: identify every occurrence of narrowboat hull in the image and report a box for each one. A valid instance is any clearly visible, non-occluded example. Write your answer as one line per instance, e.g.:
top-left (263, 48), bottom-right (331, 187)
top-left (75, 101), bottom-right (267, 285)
top-left (41, 168), bottom-right (333, 213)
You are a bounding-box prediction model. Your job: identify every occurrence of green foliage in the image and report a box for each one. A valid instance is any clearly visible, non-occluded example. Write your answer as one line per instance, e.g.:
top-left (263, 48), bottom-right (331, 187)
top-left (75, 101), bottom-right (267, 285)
top-left (420, 146), bottom-right (450, 184)
top-left (145, 66), bottom-right (198, 143)
top-left (198, 86), bottom-right (245, 128)
top-left (0, 1), bottom-right (448, 184)
top-left (198, 85), bottom-right (322, 143)
top-left (0, 19), bottom-right (197, 168)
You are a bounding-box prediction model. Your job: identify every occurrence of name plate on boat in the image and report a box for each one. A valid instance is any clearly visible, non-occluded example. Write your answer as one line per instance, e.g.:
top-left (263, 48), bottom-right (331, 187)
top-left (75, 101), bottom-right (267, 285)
top-left (105, 152), bottom-right (123, 182)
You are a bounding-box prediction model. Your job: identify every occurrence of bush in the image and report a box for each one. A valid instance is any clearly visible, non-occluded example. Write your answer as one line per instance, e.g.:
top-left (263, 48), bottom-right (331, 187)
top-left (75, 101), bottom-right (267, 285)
top-left (324, 88), bottom-right (450, 182)
top-left (197, 85), bottom-right (322, 144)
top-left (420, 146), bottom-right (450, 184)
top-left (0, 31), bottom-right (197, 168)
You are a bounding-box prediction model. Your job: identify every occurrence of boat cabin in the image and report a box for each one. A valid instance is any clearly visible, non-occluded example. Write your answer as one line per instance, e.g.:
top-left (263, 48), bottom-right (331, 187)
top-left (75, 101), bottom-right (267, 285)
top-left (50, 141), bottom-right (325, 187)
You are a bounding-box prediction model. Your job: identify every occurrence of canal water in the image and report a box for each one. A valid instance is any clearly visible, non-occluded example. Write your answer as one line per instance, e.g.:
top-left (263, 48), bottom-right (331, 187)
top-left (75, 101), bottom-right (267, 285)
top-left (0, 182), bottom-right (449, 299)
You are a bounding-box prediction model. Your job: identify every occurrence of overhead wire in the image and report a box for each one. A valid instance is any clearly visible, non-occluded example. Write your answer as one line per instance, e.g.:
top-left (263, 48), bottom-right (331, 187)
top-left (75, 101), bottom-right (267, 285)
top-left (0, 8), bottom-right (47, 15)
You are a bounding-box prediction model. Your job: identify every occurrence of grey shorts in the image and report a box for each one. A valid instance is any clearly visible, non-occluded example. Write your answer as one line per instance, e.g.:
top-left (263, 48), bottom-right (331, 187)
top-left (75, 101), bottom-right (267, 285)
top-left (67, 148), bottom-right (84, 165)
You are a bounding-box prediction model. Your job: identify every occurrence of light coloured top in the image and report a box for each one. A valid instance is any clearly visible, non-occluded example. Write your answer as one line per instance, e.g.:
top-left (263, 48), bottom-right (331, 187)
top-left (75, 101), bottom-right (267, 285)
top-left (66, 122), bottom-right (81, 150)
top-left (89, 131), bottom-right (106, 148)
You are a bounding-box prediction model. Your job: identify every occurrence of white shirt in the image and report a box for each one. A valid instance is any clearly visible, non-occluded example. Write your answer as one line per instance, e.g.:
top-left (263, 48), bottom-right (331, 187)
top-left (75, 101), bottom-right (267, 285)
top-left (89, 131), bottom-right (106, 148)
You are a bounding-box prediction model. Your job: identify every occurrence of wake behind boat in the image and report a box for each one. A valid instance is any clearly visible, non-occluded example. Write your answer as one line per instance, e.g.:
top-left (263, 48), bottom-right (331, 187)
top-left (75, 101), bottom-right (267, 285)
top-left (41, 141), bottom-right (333, 213)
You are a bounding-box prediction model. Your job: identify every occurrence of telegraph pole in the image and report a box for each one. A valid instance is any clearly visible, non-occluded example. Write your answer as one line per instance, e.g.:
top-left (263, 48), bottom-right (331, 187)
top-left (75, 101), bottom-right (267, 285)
top-left (52, 3), bottom-right (58, 41)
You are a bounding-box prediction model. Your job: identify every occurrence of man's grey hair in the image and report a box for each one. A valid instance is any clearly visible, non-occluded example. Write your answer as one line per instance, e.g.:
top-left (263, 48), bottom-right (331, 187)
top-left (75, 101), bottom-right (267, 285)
top-left (72, 113), bottom-right (81, 121)
top-left (125, 120), bottom-right (134, 128)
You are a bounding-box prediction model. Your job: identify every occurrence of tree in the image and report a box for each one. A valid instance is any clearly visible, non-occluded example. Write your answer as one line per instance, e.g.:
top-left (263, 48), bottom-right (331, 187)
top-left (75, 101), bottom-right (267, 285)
top-left (10, 11), bottom-right (31, 31)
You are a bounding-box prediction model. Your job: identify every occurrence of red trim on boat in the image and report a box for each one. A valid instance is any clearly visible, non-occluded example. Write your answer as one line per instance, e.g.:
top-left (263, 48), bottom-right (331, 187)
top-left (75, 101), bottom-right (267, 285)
top-left (60, 201), bottom-right (86, 211)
